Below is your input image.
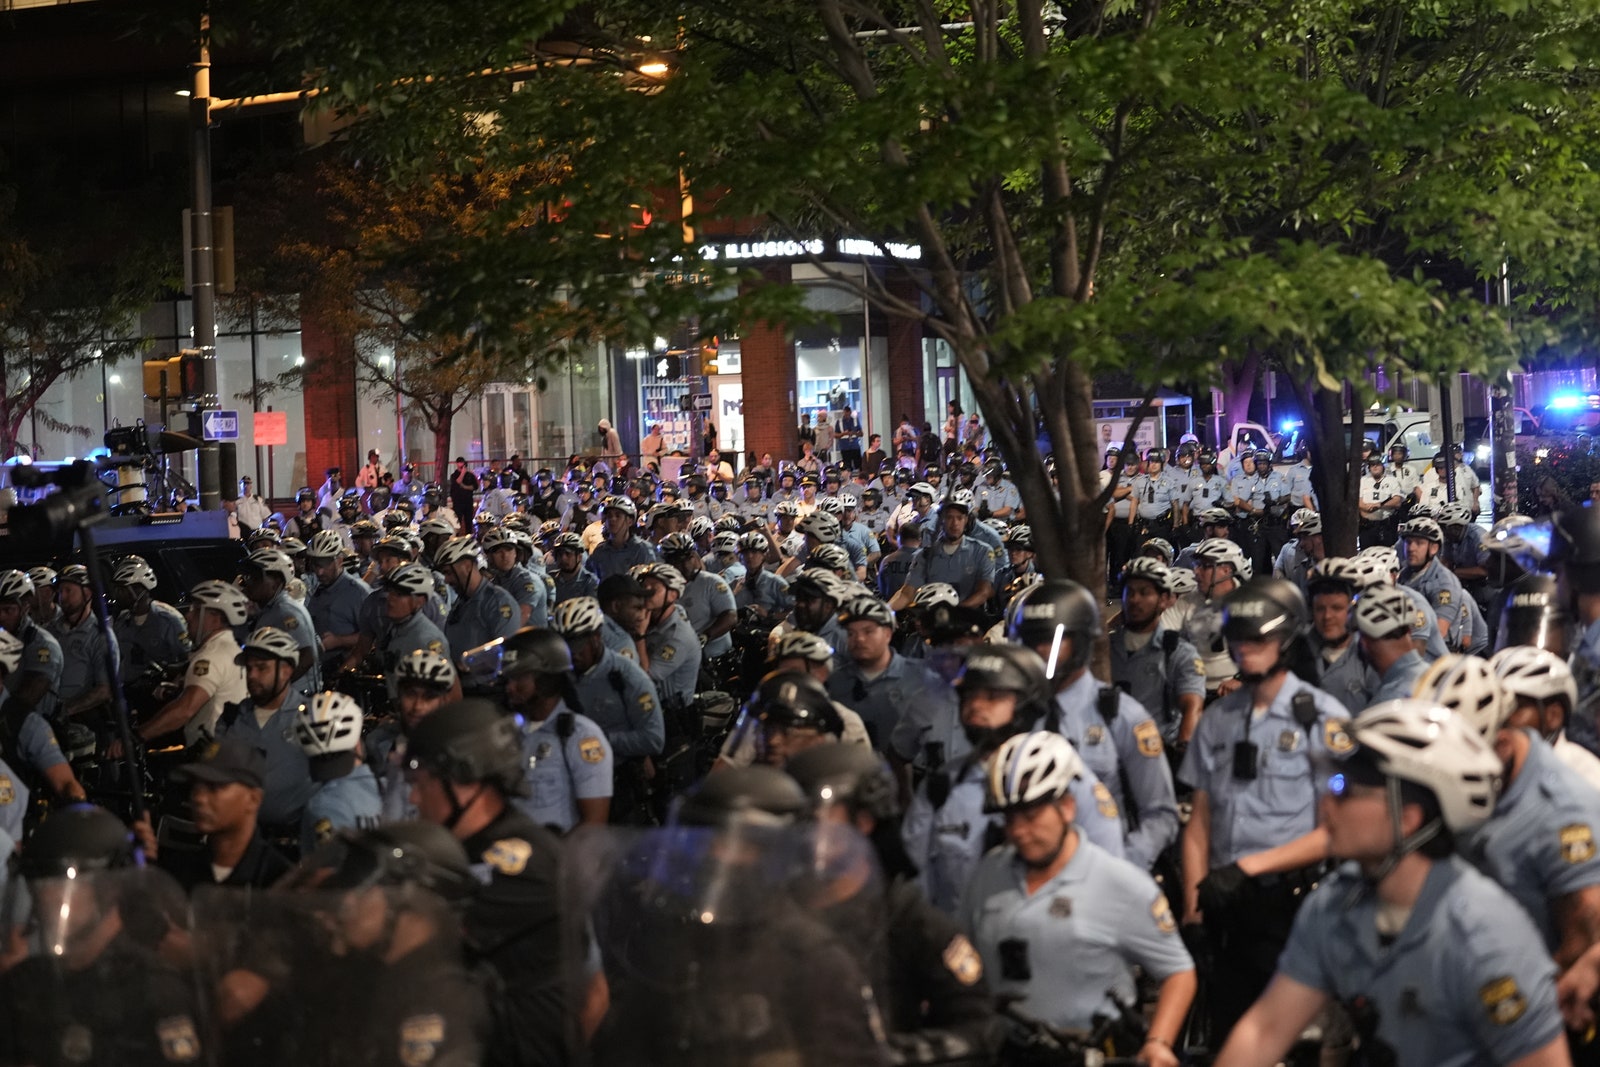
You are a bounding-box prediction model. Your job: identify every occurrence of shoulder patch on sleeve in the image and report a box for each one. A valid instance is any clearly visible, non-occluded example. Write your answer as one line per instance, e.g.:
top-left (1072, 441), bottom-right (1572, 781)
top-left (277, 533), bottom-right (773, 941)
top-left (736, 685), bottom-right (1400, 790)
top-left (659, 644), bottom-right (676, 662)
top-left (499, 604), bottom-right (513, 620)
top-left (427, 640), bottom-right (443, 654)
top-left (35, 646), bottom-right (50, 664)
top-left (483, 838), bottom-right (532, 876)
top-left (1092, 781), bottom-right (1120, 820)
top-left (313, 817), bottom-right (334, 844)
top-left (1561, 824), bottom-right (1596, 864)
top-left (1479, 976), bottom-right (1527, 1026)
top-left (1438, 590), bottom-right (1452, 606)
top-left (157, 1016), bottom-right (201, 1063)
top-left (193, 660), bottom-right (209, 678)
top-left (0, 777), bottom-right (14, 805)
top-left (637, 692), bottom-right (656, 714)
top-left (398, 1013), bottom-right (445, 1067)
top-left (1324, 719), bottom-right (1355, 755)
top-left (1151, 894), bottom-right (1177, 934)
top-left (942, 934), bottom-right (983, 986)
top-left (1133, 719), bottom-right (1163, 758)
top-left (1194, 658), bottom-right (1205, 677)
top-left (579, 737), bottom-right (605, 764)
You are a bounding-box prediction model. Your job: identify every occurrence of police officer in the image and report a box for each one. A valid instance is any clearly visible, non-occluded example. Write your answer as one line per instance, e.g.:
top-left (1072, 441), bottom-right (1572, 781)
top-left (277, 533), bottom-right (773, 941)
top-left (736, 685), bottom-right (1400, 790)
top-left (1228, 450), bottom-right (1266, 562)
top-left (377, 563), bottom-right (452, 697)
top-left (129, 580), bottom-right (249, 748)
top-left (1387, 442), bottom-right (1421, 511)
top-left (1108, 558), bottom-right (1205, 752)
top-left (0, 628), bottom-right (81, 807)
top-left (242, 548), bottom-right (321, 704)
top-left (1399, 516), bottom-right (1469, 651)
top-left (586, 496), bottom-right (658, 580)
top-left (1354, 584), bottom-right (1427, 703)
top-left (1188, 449), bottom-right (1231, 527)
top-left (548, 598), bottom-right (663, 761)
top-left (1178, 578), bottom-right (1354, 1039)
top-left (787, 743), bottom-right (1007, 1064)
top-left (901, 645), bottom-right (1125, 914)
top-left (373, 650), bottom-right (458, 821)
top-left (546, 531), bottom-right (597, 604)
top-left (304, 529), bottom-right (371, 667)
top-left (109, 557), bottom-right (188, 677)
top-left (1132, 448), bottom-right (1179, 545)
top-left (962, 732), bottom-right (1195, 1065)
top-left (628, 562), bottom-right (701, 709)
top-left (1255, 450), bottom-right (1296, 575)
top-left (875, 523), bottom-right (923, 602)
top-left (403, 697), bottom-right (570, 1067)
top-left (1359, 455), bottom-right (1404, 549)
top-left (1176, 537), bottom-right (1250, 699)
top-left (1294, 558), bottom-right (1377, 714)
top-left (1418, 655), bottom-right (1600, 966)
top-left (1217, 700), bottom-right (1567, 1067)
top-left (281, 486), bottom-right (323, 541)
top-left (482, 527), bottom-right (548, 628)
top-left (731, 531), bottom-right (788, 617)
top-left (0, 569), bottom-right (63, 722)
top-left (0, 806), bottom-right (207, 1067)
top-left (975, 460), bottom-right (1022, 521)
top-left (294, 690), bottom-right (381, 854)
top-left (660, 532), bottom-right (738, 658)
top-left (720, 669), bottom-right (846, 769)
top-left (151, 738), bottom-right (295, 888)
top-left (837, 497), bottom-right (882, 580)
top-left (214, 627), bottom-right (315, 832)
top-left (50, 565), bottom-right (120, 720)
top-left (828, 595), bottom-right (955, 757)
top-left (1493, 646), bottom-right (1600, 793)
top-left (434, 536), bottom-right (520, 657)
top-left (1005, 579), bottom-right (1180, 870)
top-left (1271, 509), bottom-right (1324, 595)
top-left (890, 490), bottom-right (996, 611)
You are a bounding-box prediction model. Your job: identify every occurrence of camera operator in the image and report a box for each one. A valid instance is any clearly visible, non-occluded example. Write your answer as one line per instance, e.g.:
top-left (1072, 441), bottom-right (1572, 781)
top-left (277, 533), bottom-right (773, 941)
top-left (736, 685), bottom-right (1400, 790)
top-left (50, 565), bottom-right (119, 722)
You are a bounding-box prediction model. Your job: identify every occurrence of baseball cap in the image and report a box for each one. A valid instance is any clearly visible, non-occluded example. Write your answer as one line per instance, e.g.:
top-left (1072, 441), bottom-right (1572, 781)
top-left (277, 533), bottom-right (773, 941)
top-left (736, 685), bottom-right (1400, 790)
top-left (172, 738), bottom-right (266, 790)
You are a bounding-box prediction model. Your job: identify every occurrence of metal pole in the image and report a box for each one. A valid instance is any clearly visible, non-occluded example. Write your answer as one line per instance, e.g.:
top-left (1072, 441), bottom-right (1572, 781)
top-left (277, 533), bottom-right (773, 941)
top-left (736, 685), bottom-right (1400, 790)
top-left (190, 8), bottom-right (219, 409)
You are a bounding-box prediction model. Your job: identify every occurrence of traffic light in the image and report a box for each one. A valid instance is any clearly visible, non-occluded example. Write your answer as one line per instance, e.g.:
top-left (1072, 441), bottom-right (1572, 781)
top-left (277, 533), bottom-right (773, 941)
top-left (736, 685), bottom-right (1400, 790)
top-left (142, 349), bottom-right (205, 400)
top-left (700, 336), bottom-right (720, 375)
top-left (656, 354), bottom-right (683, 380)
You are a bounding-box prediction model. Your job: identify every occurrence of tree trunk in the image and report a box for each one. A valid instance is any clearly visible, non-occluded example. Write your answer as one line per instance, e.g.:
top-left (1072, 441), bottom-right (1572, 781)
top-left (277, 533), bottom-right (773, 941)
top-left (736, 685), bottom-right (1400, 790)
top-left (1290, 374), bottom-right (1361, 557)
top-left (1215, 350), bottom-right (1263, 446)
top-left (429, 401), bottom-right (454, 488)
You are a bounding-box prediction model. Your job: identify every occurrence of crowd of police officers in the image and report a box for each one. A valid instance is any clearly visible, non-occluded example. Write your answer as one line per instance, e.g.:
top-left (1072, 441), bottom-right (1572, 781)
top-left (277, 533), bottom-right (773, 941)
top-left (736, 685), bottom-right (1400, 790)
top-left (0, 437), bottom-right (1598, 1066)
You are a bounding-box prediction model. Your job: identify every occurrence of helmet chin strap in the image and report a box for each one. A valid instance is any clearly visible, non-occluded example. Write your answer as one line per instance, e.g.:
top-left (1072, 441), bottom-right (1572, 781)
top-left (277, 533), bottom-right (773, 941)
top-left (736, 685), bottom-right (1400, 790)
top-left (1020, 816), bottom-right (1074, 872)
top-left (1239, 649), bottom-right (1289, 685)
top-left (1366, 776), bottom-right (1441, 883)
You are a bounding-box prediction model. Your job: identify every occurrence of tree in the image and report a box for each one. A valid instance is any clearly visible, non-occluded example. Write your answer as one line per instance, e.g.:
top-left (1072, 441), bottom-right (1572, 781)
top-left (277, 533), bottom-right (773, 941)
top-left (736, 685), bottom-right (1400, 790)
top-left (237, 0), bottom-right (1600, 588)
top-left (0, 182), bottom-right (173, 460)
top-left (231, 157), bottom-right (563, 477)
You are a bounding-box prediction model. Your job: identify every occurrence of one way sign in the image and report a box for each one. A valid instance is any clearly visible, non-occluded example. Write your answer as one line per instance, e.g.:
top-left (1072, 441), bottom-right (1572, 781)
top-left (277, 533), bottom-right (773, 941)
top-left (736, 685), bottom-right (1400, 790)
top-left (202, 409), bottom-right (239, 441)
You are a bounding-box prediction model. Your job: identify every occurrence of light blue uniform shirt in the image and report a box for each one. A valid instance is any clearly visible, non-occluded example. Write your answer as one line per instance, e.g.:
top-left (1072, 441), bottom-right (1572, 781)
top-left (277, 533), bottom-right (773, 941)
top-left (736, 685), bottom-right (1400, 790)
top-left (1230, 472), bottom-right (1266, 513)
top-left (553, 567), bottom-right (600, 604)
top-left (1307, 640), bottom-right (1377, 715)
top-left (379, 611), bottom-right (450, 698)
top-left (1051, 671), bottom-right (1179, 869)
top-left (444, 579), bottom-right (520, 659)
top-left (975, 479), bottom-right (1021, 515)
top-left (1368, 649), bottom-right (1426, 707)
top-left (214, 698), bottom-right (314, 826)
top-left (1273, 542), bottom-right (1318, 594)
top-left (1178, 672), bottom-right (1352, 867)
top-left (903, 755), bottom-right (1126, 915)
top-left (1397, 584), bottom-right (1450, 661)
top-left (839, 523), bottom-right (879, 571)
top-left (962, 836), bottom-right (1193, 1030)
top-left (492, 563), bottom-right (549, 628)
top-left (586, 536), bottom-right (659, 581)
top-left (1402, 558), bottom-right (1468, 651)
top-left (0, 690), bottom-right (70, 781)
top-left (255, 590), bottom-right (320, 703)
top-left (679, 570), bottom-right (737, 658)
top-left (301, 763), bottom-right (382, 854)
top-left (906, 537), bottom-right (996, 602)
top-left (573, 647), bottom-right (664, 759)
top-left (1462, 731), bottom-right (1600, 951)
top-left (114, 602), bottom-right (189, 675)
top-left (835, 650), bottom-right (957, 756)
top-left (51, 611), bottom-right (119, 710)
top-left (308, 571), bottom-right (371, 639)
top-left (1188, 471), bottom-right (1231, 510)
top-left (1107, 625), bottom-right (1205, 744)
top-left (0, 755), bottom-right (28, 843)
top-left (1260, 470), bottom-right (1295, 512)
top-left (1130, 472), bottom-right (1177, 520)
top-left (513, 705), bottom-right (613, 834)
top-left (599, 614), bottom-right (639, 664)
top-left (736, 568), bottom-right (791, 615)
top-left (1277, 858), bottom-right (1563, 1067)
top-left (7, 620), bottom-right (63, 720)
top-left (643, 604), bottom-right (702, 706)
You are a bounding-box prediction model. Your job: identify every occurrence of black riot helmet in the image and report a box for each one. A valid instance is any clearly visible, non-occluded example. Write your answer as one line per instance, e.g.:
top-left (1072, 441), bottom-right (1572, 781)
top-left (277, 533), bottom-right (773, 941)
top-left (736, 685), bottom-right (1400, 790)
top-left (1003, 579), bottom-right (1100, 678)
top-left (18, 805), bottom-right (139, 879)
top-left (953, 644), bottom-right (1053, 723)
top-left (1221, 578), bottom-right (1308, 646)
top-left (288, 821), bottom-right (476, 904)
top-left (785, 744), bottom-right (901, 823)
top-left (500, 627), bottom-right (575, 679)
top-left (676, 765), bottom-right (811, 828)
top-left (743, 670), bottom-right (843, 737)
top-left (405, 698), bottom-right (530, 799)
top-left (1495, 573), bottom-right (1570, 655)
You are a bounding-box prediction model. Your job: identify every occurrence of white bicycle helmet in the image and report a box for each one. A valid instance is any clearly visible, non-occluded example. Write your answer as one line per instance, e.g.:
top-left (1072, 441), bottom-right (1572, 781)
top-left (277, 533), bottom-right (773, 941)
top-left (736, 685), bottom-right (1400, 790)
top-left (0, 630), bottom-right (22, 675)
top-left (25, 566), bottom-right (56, 590)
top-left (631, 562), bottom-right (686, 595)
top-left (112, 558), bottom-right (159, 591)
top-left (1489, 646), bottom-right (1578, 713)
top-left (1193, 538), bottom-right (1249, 577)
top-left (1140, 538), bottom-right (1175, 563)
top-left (236, 626), bottom-right (301, 664)
top-left (479, 527), bottom-right (517, 552)
top-left (773, 500), bottom-right (801, 519)
top-left (1005, 525), bottom-right (1034, 550)
top-left (1352, 586), bottom-right (1416, 640)
top-left (1307, 557), bottom-right (1358, 591)
top-left (913, 583), bottom-right (960, 610)
top-left (302, 530), bottom-right (344, 560)
top-left (0, 570), bottom-right (38, 604)
top-left (1398, 517), bottom-right (1443, 544)
top-left (711, 531), bottom-right (741, 554)
top-left (602, 495), bottom-right (638, 518)
top-left (818, 496), bottom-right (846, 516)
top-left (396, 649), bottom-right (458, 690)
top-left (659, 532), bottom-right (698, 555)
top-left (909, 481), bottom-right (938, 500)
top-left (839, 595), bottom-right (895, 629)
top-left (553, 532), bottom-right (585, 553)
top-left (986, 731), bottom-right (1084, 814)
top-left (739, 532), bottom-right (771, 553)
top-left (770, 630), bottom-right (834, 664)
top-left (798, 511), bottom-right (841, 544)
top-left (1352, 698), bottom-right (1502, 834)
top-left (295, 691), bottom-right (364, 757)
top-left (1123, 557), bottom-right (1172, 592)
top-left (810, 544), bottom-right (853, 573)
top-left (1413, 654), bottom-right (1514, 740)
top-left (386, 563), bottom-right (437, 597)
top-left (689, 516), bottom-right (715, 539)
top-left (186, 580), bottom-right (250, 626)
top-left (245, 549), bottom-right (295, 585)
top-left (1196, 507), bottom-right (1232, 526)
top-left (943, 488), bottom-right (976, 512)
top-left (278, 537), bottom-right (308, 558)
top-left (419, 516), bottom-right (457, 539)
top-left (1357, 545), bottom-right (1401, 576)
top-left (550, 597), bottom-right (606, 638)
top-left (1438, 502), bottom-right (1473, 528)
top-left (1289, 507), bottom-right (1319, 530)
top-left (432, 536), bottom-right (482, 570)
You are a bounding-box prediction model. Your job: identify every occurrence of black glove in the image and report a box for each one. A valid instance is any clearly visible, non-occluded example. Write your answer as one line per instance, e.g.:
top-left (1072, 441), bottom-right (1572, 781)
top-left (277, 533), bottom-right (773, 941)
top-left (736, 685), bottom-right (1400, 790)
top-left (977, 500), bottom-right (992, 520)
top-left (1197, 861), bottom-right (1249, 918)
